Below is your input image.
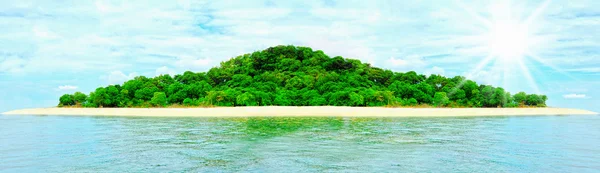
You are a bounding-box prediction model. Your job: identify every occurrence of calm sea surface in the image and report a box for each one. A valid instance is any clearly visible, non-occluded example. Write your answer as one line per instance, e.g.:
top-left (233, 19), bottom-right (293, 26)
top-left (1, 115), bottom-right (599, 172)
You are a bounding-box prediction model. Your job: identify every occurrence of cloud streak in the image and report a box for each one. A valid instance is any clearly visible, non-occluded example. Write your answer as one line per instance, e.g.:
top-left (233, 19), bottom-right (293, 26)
top-left (563, 94), bottom-right (588, 99)
top-left (57, 85), bottom-right (78, 91)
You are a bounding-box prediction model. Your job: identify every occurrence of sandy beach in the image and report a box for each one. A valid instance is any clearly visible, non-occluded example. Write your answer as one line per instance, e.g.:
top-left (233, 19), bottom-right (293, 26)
top-left (2, 107), bottom-right (597, 117)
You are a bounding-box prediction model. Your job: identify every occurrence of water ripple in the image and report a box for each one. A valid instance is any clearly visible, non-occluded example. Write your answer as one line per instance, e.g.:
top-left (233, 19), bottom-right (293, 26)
top-left (0, 115), bottom-right (599, 172)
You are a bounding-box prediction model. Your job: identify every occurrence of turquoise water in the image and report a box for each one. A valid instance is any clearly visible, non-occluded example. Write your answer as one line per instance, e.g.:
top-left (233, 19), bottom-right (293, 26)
top-left (1, 115), bottom-right (599, 172)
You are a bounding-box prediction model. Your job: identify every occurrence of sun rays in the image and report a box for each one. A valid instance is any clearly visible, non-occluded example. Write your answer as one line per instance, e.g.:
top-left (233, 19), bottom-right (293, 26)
top-left (449, 0), bottom-right (572, 96)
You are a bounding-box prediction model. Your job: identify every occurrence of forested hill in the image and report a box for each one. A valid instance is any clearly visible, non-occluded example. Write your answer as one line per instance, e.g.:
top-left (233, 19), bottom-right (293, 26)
top-left (59, 45), bottom-right (547, 108)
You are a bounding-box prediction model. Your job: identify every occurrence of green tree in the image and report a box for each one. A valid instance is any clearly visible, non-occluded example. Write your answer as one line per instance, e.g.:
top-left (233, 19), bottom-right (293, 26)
top-left (433, 92), bottom-right (450, 107)
top-left (175, 71), bottom-right (210, 85)
top-left (92, 87), bottom-right (108, 107)
top-left (494, 88), bottom-right (507, 107)
top-left (167, 83), bottom-right (187, 104)
top-left (135, 86), bottom-right (158, 101)
top-left (150, 92), bottom-right (167, 107)
top-left (469, 89), bottom-right (483, 107)
top-left (253, 90), bottom-right (274, 106)
top-left (364, 90), bottom-right (394, 106)
top-left (227, 74), bottom-right (253, 88)
top-left (182, 98), bottom-right (194, 106)
top-left (301, 90), bottom-right (323, 106)
top-left (186, 81), bottom-right (212, 99)
top-left (388, 81), bottom-right (414, 99)
top-left (118, 89), bottom-right (132, 107)
top-left (72, 92), bottom-right (87, 105)
top-left (513, 92), bottom-right (527, 106)
top-left (406, 98), bottom-right (418, 106)
top-left (462, 80), bottom-right (478, 99)
top-left (206, 90), bottom-right (235, 106)
top-left (274, 90), bottom-right (293, 106)
top-left (481, 86), bottom-right (495, 107)
top-left (59, 94), bottom-right (75, 106)
top-left (154, 74), bottom-right (175, 90)
top-left (401, 71), bottom-right (424, 84)
top-left (236, 92), bottom-right (258, 106)
top-left (349, 92), bottom-right (365, 106)
top-left (105, 85), bottom-right (120, 107)
top-left (84, 92), bottom-right (98, 107)
top-left (526, 94), bottom-right (547, 107)
top-left (452, 89), bottom-right (467, 105)
top-left (122, 77), bottom-right (146, 98)
top-left (60, 45), bottom-right (547, 108)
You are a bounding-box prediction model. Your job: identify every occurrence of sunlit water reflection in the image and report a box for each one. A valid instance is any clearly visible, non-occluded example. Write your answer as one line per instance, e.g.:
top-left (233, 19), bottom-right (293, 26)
top-left (1, 115), bottom-right (599, 172)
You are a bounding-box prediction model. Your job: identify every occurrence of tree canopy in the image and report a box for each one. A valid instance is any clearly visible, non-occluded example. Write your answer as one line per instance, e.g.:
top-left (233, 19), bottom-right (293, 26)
top-left (58, 45), bottom-right (548, 108)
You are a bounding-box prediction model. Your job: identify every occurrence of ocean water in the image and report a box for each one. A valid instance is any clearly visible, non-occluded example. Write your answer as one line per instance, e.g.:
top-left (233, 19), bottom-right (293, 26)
top-left (0, 115), bottom-right (599, 172)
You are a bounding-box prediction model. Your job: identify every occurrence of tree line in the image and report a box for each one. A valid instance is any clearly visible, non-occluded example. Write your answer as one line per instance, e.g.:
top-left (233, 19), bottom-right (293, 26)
top-left (58, 45), bottom-right (548, 108)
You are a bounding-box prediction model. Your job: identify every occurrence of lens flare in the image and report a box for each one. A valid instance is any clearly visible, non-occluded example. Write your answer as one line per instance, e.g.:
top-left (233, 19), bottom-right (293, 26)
top-left (449, 0), bottom-right (574, 96)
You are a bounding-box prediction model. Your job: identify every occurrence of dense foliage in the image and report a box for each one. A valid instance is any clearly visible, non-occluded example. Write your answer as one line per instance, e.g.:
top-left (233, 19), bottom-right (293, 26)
top-left (58, 45), bottom-right (548, 108)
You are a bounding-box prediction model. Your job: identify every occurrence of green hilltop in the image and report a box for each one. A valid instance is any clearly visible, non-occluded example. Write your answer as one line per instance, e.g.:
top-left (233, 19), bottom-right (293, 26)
top-left (59, 45), bottom-right (547, 108)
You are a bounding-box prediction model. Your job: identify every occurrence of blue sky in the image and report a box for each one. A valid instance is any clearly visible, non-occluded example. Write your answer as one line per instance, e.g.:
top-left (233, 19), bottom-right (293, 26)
top-left (1, 0), bottom-right (599, 112)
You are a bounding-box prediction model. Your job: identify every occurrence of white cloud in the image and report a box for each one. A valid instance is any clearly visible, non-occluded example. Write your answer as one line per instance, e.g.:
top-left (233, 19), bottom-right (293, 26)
top-left (311, 8), bottom-right (379, 21)
top-left (0, 0), bottom-right (597, 77)
top-left (385, 55), bottom-right (428, 71)
top-left (0, 57), bottom-right (26, 73)
top-left (101, 71), bottom-right (138, 85)
top-left (563, 94), bottom-right (588, 99)
top-left (57, 85), bottom-right (78, 90)
top-left (304, 38), bottom-right (376, 65)
top-left (426, 66), bottom-right (445, 76)
top-left (387, 57), bottom-right (408, 66)
top-left (95, 0), bottom-right (115, 13)
top-left (213, 8), bottom-right (291, 20)
top-left (566, 68), bottom-right (600, 73)
top-left (175, 57), bottom-right (214, 71)
top-left (32, 26), bottom-right (60, 39)
top-left (155, 66), bottom-right (176, 76)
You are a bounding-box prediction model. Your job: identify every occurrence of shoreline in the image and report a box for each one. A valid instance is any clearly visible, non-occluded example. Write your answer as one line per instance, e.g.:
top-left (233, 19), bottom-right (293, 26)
top-left (2, 107), bottom-right (598, 117)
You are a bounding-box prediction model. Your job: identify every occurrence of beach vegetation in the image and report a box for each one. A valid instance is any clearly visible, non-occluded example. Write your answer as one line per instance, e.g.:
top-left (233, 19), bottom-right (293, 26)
top-left (150, 92), bottom-right (167, 107)
top-left (58, 94), bottom-right (75, 107)
top-left (59, 45), bottom-right (547, 108)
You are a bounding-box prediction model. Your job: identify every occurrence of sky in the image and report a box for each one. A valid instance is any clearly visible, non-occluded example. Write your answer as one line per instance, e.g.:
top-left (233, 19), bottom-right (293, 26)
top-left (1, 0), bottom-right (599, 112)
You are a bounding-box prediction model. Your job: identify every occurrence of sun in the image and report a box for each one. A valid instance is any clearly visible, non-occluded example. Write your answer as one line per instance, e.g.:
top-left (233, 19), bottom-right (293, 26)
top-left (449, 0), bottom-right (563, 96)
top-left (487, 20), bottom-right (530, 61)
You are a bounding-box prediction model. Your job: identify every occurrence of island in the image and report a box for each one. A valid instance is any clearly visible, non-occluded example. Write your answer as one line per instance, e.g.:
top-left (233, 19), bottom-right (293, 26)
top-left (3, 45), bottom-right (597, 117)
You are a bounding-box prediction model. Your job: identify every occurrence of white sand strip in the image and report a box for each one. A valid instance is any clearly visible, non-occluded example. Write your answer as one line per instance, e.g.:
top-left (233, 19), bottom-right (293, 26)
top-left (2, 107), bottom-right (597, 117)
